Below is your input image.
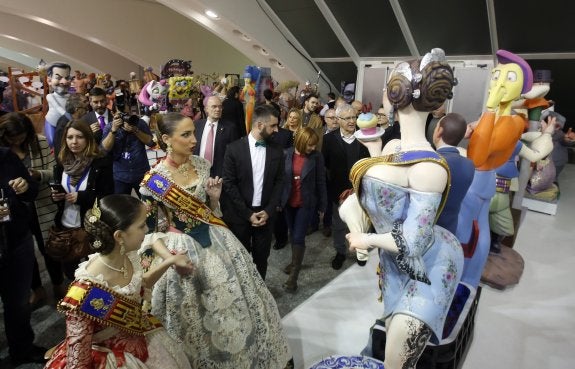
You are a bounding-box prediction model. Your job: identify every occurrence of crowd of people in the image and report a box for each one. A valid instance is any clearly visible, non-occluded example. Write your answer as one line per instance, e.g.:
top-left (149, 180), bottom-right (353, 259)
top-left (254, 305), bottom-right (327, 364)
top-left (0, 49), bottom-right (570, 369)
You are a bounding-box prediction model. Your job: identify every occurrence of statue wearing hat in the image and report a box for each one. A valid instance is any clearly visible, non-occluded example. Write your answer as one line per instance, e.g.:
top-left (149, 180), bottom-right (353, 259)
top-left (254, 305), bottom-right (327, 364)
top-left (456, 50), bottom-right (532, 288)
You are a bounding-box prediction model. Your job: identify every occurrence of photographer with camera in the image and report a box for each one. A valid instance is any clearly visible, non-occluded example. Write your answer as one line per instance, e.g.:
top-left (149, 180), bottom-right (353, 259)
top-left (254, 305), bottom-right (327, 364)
top-left (101, 111), bottom-right (154, 196)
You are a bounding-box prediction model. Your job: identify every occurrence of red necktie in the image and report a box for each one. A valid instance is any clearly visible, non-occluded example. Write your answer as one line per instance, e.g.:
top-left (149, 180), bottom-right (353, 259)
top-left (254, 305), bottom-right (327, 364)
top-left (204, 123), bottom-right (215, 163)
top-left (98, 115), bottom-right (105, 131)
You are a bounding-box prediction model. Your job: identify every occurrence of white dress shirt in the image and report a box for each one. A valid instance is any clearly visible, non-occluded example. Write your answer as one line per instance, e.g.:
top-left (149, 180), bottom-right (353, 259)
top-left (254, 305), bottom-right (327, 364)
top-left (248, 133), bottom-right (266, 207)
top-left (199, 120), bottom-right (218, 159)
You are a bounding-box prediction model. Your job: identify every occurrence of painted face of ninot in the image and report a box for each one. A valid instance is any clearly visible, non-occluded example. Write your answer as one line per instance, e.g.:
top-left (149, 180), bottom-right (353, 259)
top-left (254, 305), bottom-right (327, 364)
top-left (49, 66), bottom-right (71, 95)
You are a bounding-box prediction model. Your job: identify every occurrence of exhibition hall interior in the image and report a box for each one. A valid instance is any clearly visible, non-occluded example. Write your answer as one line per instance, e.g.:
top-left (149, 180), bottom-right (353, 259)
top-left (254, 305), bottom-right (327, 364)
top-left (0, 0), bottom-right (573, 368)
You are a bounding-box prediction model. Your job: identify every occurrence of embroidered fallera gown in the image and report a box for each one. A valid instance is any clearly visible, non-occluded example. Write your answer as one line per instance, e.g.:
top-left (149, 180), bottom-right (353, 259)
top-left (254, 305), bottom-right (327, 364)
top-left (139, 156), bottom-right (290, 369)
top-left (44, 252), bottom-right (191, 369)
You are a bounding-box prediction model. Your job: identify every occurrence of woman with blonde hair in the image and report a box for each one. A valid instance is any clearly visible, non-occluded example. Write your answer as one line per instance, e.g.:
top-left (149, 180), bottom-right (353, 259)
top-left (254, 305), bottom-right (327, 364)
top-left (284, 108), bottom-right (302, 139)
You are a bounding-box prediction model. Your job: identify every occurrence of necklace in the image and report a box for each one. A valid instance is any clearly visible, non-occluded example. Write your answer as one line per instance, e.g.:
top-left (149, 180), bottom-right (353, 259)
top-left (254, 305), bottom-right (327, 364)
top-left (165, 155), bottom-right (193, 179)
top-left (99, 255), bottom-right (129, 279)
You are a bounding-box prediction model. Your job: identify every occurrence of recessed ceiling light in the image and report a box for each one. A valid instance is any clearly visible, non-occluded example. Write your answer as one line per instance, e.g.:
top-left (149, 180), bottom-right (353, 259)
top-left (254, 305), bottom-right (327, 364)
top-left (205, 10), bottom-right (219, 19)
top-left (252, 45), bottom-right (269, 56)
top-left (269, 58), bottom-right (285, 69)
top-left (232, 29), bottom-right (251, 41)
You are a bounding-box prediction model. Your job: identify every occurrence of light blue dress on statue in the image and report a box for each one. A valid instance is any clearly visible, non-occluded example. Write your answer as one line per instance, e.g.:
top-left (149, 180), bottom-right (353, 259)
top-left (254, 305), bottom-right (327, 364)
top-left (359, 177), bottom-right (463, 342)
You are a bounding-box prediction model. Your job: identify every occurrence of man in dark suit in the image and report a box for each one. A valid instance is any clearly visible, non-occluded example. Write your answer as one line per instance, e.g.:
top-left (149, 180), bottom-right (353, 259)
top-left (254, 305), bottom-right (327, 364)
top-left (269, 126), bottom-right (293, 250)
top-left (194, 95), bottom-right (239, 177)
top-left (222, 104), bottom-right (283, 279)
top-left (322, 104), bottom-right (369, 270)
top-left (221, 86), bottom-right (247, 137)
top-left (433, 112), bottom-right (475, 235)
top-left (82, 87), bottom-right (114, 144)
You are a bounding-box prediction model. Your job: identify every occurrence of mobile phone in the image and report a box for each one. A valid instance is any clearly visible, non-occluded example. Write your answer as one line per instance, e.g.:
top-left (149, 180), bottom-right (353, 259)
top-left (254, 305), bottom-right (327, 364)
top-left (49, 183), bottom-right (66, 193)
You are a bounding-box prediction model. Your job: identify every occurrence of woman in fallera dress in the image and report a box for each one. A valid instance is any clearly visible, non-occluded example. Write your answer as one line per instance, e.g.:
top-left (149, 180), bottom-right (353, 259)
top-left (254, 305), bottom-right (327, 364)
top-left (139, 112), bottom-right (291, 369)
top-left (45, 194), bottom-right (192, 369)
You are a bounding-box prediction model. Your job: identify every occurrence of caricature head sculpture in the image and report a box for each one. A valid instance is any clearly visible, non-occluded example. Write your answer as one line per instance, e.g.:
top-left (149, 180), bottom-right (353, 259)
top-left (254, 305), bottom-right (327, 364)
top-left (168, 76), bottom-right (195, 100)
top-left (386, 48), bottom-right (456, 114)
top-left (47, 62), bottom-right (72, 96)
top-left (486, 50), bottom-right (533, 110)
top-left (138, 80), bottom-right (168, 110)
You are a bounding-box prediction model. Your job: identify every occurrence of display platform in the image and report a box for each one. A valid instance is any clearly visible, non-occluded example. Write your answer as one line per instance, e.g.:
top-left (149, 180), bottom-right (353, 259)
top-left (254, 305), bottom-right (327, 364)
top-left (369, 283), bottom-right (480, 369)
top-left (522, 183), bottom-right (559, 215)
top-left (481, 246), bottom-right (524, 290)
top-left (522, 197), bottom-right (557, 215)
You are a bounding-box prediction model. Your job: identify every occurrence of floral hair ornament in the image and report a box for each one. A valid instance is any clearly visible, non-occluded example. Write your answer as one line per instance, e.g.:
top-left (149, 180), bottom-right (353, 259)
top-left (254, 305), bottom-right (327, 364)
top-left (88, 199), bottom-right (101, 224)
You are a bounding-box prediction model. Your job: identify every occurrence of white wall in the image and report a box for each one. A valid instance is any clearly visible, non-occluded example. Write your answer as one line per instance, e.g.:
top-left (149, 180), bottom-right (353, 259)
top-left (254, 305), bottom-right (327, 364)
top-left (0, 0), bottom-right (255, 79)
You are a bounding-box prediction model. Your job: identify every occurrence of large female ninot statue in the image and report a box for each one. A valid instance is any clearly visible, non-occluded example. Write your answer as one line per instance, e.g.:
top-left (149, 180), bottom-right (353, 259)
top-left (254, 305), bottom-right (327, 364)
top-left (456, 50), bottom-right (532, 288)
top-left (340, 48), bottom-right (462, 369)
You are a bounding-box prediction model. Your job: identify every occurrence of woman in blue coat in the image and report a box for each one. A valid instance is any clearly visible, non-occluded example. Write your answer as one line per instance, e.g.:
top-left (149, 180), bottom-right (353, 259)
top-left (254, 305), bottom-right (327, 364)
top-left (281, 127), bottom-right (327, 292)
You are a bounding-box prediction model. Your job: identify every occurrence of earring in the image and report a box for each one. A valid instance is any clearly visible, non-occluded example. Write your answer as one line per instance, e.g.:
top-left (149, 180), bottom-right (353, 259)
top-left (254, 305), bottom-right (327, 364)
top-left (120, 241), bottom-right (126, 256)
top-left (166, 142), bottom-right (173, 154)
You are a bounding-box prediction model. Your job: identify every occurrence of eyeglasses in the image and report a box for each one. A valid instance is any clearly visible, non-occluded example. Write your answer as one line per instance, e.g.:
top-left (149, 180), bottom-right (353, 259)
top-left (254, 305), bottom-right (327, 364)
top-left (325, 116), bottom-right (336, 120)
top-left (338, 116), bottom-right (357, 122)
top-left (375, 113), bottom-right (388, 118)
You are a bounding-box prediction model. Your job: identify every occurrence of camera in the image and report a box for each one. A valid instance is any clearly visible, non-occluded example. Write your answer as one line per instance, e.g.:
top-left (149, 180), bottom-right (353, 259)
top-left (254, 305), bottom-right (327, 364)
top-left (119, 112), bottom-right (140, 126)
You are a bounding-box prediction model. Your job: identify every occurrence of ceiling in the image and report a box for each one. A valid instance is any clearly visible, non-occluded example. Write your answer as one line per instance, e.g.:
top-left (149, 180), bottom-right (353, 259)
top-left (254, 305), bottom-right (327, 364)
top-left (1, 0), bottom-right (574, 124)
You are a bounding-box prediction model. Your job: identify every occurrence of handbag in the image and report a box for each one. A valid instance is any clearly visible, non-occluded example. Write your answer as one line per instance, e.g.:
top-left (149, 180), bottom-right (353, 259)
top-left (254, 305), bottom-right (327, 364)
top-left (46, 225), bottom-right (91, 262)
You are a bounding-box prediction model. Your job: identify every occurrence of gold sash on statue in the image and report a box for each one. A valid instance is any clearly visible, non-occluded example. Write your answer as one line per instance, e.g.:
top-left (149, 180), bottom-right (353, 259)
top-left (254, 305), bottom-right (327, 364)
top-left (350, 150), bottom-right (451, 223)
top-left (58, 279), bottom-right (163, 336)
top-left (141, 172), bottom-right (227, 228)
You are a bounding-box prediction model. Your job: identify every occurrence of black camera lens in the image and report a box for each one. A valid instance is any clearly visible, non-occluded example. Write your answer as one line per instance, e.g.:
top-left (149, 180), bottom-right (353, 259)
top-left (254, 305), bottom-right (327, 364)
top-left (120, 113), bottom-right (140, 126)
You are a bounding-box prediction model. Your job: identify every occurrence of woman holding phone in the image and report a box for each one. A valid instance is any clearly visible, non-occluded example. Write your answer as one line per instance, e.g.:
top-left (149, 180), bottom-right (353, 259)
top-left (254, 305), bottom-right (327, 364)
top-left (51, 119), bottom-right (113, 280)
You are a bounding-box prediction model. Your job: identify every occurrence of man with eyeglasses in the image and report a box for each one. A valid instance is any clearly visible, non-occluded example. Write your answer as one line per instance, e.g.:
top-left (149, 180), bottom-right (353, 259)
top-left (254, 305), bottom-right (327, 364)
top-left (321, 104), bottom-right (369, 269)
top-left (375, 107), bottom-right (390, 129)
top-left (323, 108), bottom-right (339, 134)
top-left (45, 62), bottom-right (72, 148)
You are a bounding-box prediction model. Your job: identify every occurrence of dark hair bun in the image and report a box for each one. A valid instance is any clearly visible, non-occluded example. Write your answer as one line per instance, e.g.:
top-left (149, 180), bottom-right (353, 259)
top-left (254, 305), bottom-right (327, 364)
top-left (386, 49), bottom-right (455, 113)
top-left (387, 64), bottom-right (415, 110)
top-left (412, 61), bottom-right (455, 112)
